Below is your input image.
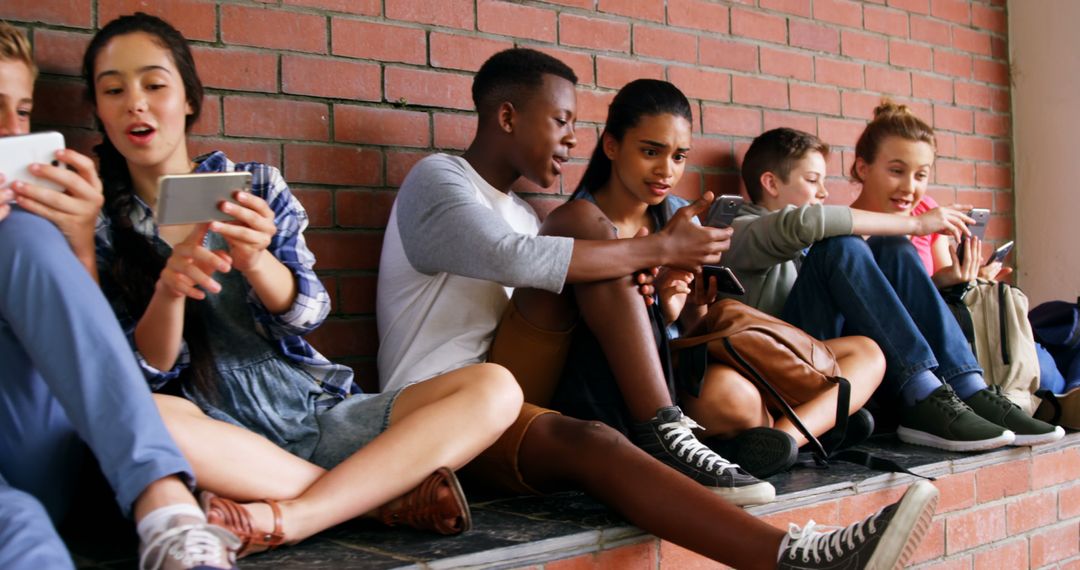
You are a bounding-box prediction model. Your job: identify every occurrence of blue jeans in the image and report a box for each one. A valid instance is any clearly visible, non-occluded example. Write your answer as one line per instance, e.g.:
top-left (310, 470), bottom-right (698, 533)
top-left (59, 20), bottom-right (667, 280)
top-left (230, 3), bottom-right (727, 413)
top-left (0, 209), bottom-right (194, 568)
top-left (780, 235), bottom-right (983, 398)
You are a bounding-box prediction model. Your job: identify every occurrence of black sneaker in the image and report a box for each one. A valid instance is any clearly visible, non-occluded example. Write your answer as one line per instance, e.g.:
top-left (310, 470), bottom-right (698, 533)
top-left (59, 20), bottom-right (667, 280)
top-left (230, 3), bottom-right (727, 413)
top-left (705, 427), bottom-right (798, 479)
top-left (778, 480), bottom-right (939, 569)
top-left (965, 386), bottom-right (1065, 446)
top-left (897, 384), bottom-right (1015, 452)
top-left (631, 406), bottom-right (775, 506)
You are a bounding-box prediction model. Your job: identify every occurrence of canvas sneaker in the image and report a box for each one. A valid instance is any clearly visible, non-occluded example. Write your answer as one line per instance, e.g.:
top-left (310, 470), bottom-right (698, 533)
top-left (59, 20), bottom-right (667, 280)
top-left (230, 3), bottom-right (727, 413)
top-left (631, 406), bottom-right (775, 506)
top-left (965, 386), bottom-right (1065, 446)
top-left (778, 480), bottom-right (939, 570)
top-left (139, 515), bottom-right (241, 570)
top-left (897, 384), bottom-right (1015, 452)
top-left (705, 427), bottom-right (798, 479)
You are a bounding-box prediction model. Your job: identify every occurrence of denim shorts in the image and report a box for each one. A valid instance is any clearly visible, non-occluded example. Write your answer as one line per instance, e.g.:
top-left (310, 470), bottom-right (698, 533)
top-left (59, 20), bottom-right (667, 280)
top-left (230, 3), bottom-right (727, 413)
top-left (309, 389), bottom-right (403, 469)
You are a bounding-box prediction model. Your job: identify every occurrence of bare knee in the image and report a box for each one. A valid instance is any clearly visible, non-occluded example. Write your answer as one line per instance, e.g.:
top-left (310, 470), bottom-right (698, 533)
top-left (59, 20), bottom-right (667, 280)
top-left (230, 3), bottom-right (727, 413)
top-left (469, 363), bottom-right (524, 431)
top-left (687, 370), bottom-right (767, 436)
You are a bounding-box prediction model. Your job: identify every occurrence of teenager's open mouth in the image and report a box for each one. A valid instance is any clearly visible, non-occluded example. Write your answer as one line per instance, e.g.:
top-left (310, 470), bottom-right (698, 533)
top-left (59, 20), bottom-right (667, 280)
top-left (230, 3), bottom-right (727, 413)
top-left (126, 124), bottom-right (156, 145)
top-left (552, 155), bottom-right (568, 175)
top-left (647, 182), bottom-right (671, 197)
top-left (891, 197), bottom-right (913, 211)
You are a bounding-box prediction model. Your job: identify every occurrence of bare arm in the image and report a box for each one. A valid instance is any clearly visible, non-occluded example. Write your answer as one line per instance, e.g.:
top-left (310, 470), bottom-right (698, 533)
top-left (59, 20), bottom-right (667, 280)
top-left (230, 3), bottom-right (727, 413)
top-left (850, 205), bottom-right (973, 240)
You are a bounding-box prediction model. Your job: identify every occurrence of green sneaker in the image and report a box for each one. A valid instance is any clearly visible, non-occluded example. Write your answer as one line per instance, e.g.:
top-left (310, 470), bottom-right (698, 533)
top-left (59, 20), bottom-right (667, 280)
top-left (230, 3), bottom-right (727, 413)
top-left (897, 385), bottom-right (1015, 451)
top-left (965, 386), bottom-right (1065, 446)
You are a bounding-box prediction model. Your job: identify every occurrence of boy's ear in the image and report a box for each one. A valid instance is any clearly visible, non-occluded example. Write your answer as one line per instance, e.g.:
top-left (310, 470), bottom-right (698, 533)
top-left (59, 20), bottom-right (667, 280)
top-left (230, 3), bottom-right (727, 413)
top-left (496, 101), bottom-right (516, 134)
top-left (602, 131), bottom-right (618, 160)
top-left (760, 171), bottom-right (781, 198)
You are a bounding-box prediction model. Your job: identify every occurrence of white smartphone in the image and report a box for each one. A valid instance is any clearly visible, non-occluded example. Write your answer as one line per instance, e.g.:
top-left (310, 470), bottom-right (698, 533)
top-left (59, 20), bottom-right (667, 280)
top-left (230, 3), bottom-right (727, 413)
top-left (0, 131), bottom-right (65, 192)
top-left (155, 172), bottom-right (253, 226)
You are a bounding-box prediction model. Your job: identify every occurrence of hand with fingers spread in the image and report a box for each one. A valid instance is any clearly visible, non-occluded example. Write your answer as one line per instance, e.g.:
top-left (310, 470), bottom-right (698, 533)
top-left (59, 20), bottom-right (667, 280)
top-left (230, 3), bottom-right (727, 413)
top-left (979, 260), bottom-right (1013, 282)
top-left (157, 224), bottom-right (232, 300)
top-left (208, 190), bottom-right (277, 273)
top-left (913, 203), bottom-right (974, 241)
top-left (659, 191), bottom-right (732, 271)
top-left (932, 235), bottom-right (982, 289)
top-left (655, 267), bottom-right (693, 324)
top-left (8, 149), bottom-right (104, 274)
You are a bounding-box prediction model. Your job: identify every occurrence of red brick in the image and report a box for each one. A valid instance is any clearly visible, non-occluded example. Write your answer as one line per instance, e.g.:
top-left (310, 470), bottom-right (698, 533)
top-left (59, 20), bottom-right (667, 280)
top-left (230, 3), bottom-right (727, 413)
top-left (935, 131), bottom-right (957, 158)
top-left (790, 21), bottom-right (839, 54)
top-left (32, 28), bottom-right (90, 77)
top-left (188, 138), bottom-right (281, 167)
top-left (819, 117), bottom-right (867, 147)
top-left (790, 84), bottom-right (840, 115)
top-left (189, 95), bottom-right (219, 137)
top-left (954, 135), bottom-right (993, 161)
top-left (864, 6), bottom-right (909, 37)
top-left (1007, 490), bottom-right (1057, 534)
top-left (433, 113), bottom-right (477, 151)
top-left (308, 232), bottom-right (379, 270)
top-left (334, 106), bottom-right (429, 148)
top-left (990, 87), bottom-right (1009, 113)
top-left (760, 500), bottom-right (842, 529)
top-left (282, 55), bottom-right (381, 102)
top-left (430, 33), bottom-right (513, 73)
top-left (841, 30), bottom-right (888, 63)
top-left (557, 162), bottom-right (586, 195)
top-left (814, 0), bottom-right (863, 28)
top-left (973, 59), bottom-right (1009, 86)
top-left (688, 136), bottom-right (737, 170)
top-left (337, 274), bottom-right (377, 314)
top-left (816, 57), bottom-right (864, 89)
top-left (911, 15), bottom-right (951, 45)
top-left (912, 518), bottom-right (946, 564)
top-left (658, 540), bottom-right (728, 570)
top-left (702, 104), bottom-right (761, 137)
top-left (335, 190), bottom-right (396, 229)
top-left (192, 48), bottom-right (277, 93)
top-left (386, 151), bottom-right (427, 187)
top-left (222, 6), bottom-right (326, 53)
top-left (30, 79), bottom-right (94, 128)
top-left (732, 76), bottom-right (788, 109)
top-left (931, 0), bottom-right (970, 25)
top-left (992, 141), bottom-right (1010, 163)
top-left (953, 28), bottom-right (992, 56)
top-left (934, 50), bottom-right (973, 78)
top-left (841, 91), bottom-right (882, 119)
top-left (699, 39), bottom-right (758, 73)
top-left (972, 4), bottom-right (1007, 34)
top-left (839, 487), bottom-right (907, 523)
top-left (976, 164), bottom-right (1010, 189)
top-left (1062, 483), bottom-right (1080, 520)
top-left (866, 66), bottom-right (911, 96)
top-left (305, 317), bottom-right (378, 355)
top-left (385, 67), bottom-right (473, 111)
top-left (934, 105), bottom-right (973, 133)
top-left (667, 67), bottom-right (730, 103)
top-left (945, 503), bottom-right (1006, 554)
top-left (975, 459), bottom-right (1030, 502)
top-left (984, 215), bottom-right (1011, 241)
top-left (890, 40), bottom-right (933, 70)
top-left (284, 0), bottom-right (379, 16)
top-left (913, 73), bottom-right (953, 103)
top-left (559, 14), bottom-right (630, 53)
top-left (478, 0), bottom-right (556, 42)
top-left (1031, 521), bottom-right (1080, 567)
top-left (935, 159), bottom-right (975, 185)
top-left (634, 26), bottom-right (697, 64)
top-left (973, 538), bottom-right (1028, 570)
top-left (667, 0), bottom-right (729, 34)
top-left (98, 0), bottom-right (214, 40)
top-left (1, 0), bottom-right (91, 28)
top-left (761, 47), bottom-right (813, 81)
top-left (991, 36), bottom-right (1007, 59)
top-left (760, 0), bottom-right (811, 17)
top-left (568, 126), bottom-right (599, 161)
top-left (887, 0), bottom-right (929, 14)
top-left (331, 19), bottom-right (425, 65)
top-left (575, 89), bottom-right (615, 123)
top-left (731, 7), bottom-right (787, 44)
top-left (224, 97), bottom-right (328, 141)
top-left (954, 83), bottom-right (994, 110)
top-left (385, 0), bottom-right (472, 29)
top-left (596, 57), bottom-right (664, 90)
top-left (598, 0), bottom-right (663, 21)
top-left (974, 111), bottom-right (1008, 136)
top-left (284, 144), bottom-right (381, 186)
top-left (532, 46), bottom-right (595, 86)
top-left (548, 540), bottom-right (657, 570)
top-left (955, 189), bottom-right (994, 209)
top-left (916, 557), bottom-right (972, 570)
top-left (291, 188), bottom-right (332, 228)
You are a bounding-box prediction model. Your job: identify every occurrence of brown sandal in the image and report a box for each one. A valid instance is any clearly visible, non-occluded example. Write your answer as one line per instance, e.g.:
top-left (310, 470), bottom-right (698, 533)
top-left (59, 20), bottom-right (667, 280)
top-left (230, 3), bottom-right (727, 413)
top-left (199, 491), bottom-right (285, 558)
top-left (377, 467), bottom-right (472, 535)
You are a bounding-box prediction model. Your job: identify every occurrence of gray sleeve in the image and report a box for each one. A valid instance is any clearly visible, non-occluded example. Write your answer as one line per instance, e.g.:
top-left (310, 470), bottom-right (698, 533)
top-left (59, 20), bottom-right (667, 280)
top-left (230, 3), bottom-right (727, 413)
top-left (395, 156), bottom-right (573, 293)
top-left (727, 204), bottom-right (854, 271)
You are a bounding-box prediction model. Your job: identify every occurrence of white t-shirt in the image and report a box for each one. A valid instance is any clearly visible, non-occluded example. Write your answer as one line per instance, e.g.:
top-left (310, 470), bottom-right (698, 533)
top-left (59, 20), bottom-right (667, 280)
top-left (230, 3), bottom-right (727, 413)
top-left (376, 154), bottom-right (573, 391)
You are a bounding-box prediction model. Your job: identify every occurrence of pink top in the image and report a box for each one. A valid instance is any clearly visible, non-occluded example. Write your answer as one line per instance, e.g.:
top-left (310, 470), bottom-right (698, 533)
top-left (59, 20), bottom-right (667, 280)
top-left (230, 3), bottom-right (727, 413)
top-left (908, 195), bottom-right (939, 275)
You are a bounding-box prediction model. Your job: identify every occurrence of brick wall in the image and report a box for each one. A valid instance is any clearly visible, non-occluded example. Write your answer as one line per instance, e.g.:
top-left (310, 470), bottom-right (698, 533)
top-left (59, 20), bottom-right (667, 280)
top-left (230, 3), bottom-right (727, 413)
top-left (3, 0), bottom-right (1011, 389)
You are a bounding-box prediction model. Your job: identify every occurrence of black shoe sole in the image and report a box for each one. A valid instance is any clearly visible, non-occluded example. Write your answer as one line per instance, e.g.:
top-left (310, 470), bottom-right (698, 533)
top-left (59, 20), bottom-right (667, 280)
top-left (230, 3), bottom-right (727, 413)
top-left (709, 427), bottom-right (797, 479)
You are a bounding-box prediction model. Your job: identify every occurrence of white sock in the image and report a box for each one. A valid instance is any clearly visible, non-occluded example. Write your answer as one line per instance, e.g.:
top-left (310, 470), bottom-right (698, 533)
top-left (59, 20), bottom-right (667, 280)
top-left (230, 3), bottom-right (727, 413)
top-left (136, 503), bottom-right (206, 544)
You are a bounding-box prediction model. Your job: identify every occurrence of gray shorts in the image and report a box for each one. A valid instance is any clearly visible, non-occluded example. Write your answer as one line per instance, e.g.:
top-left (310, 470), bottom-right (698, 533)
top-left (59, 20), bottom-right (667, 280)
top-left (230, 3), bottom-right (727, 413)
top-left (309, 389), bottom-right (403, 469)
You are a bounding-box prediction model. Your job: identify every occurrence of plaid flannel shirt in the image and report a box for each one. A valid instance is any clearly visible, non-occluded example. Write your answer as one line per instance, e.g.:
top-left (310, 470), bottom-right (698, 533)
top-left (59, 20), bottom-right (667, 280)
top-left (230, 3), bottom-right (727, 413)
top-left (95, 152), bottom-right (358, 403)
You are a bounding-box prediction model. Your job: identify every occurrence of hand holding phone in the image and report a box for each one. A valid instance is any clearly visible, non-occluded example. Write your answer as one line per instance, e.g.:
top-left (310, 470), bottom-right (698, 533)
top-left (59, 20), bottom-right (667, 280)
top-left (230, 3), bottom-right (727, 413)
top-left (985, 240), bottom-right (1014, 266)
top-left (0, 131), bottom-right (65, 192)
top-left (706, 194), bottom-right (745, 228)
top-left (155, 172), bottom-right (253, 226)
top-left (956, 208), bottom-right (990, 266)
top-left (702, 264), bottom-right (746, 296)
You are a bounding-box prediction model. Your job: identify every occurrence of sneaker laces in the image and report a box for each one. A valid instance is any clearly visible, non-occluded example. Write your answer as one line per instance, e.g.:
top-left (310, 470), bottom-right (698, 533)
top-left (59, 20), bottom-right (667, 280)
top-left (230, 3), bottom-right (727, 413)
top-left (933, 385), bottom-right (975, 418)
top-left (657, 414), bottom-right (739, 474)
top-left (783, 511), bottom-right (882, 564)
top-left (983, 385), bottom-right (1019, 411)
top-left (140, 523), bottom-right (238, 570)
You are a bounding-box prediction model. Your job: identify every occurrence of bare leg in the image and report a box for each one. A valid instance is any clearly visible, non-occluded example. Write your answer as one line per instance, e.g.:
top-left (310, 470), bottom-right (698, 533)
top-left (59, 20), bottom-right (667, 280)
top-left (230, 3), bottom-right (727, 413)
top-left (518, 414), bottom-right (783, 570)
top-left (682, 363), bottom-right (772, 438)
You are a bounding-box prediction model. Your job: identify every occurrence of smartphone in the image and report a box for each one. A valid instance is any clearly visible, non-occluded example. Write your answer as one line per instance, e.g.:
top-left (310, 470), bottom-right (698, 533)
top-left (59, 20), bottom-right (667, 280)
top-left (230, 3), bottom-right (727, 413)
top-left (706, 194), bottom-right (745, 228)
top-left (0, 131), bottom-right (65, 192)
top-left (155, 172), bottom-right (253, 226)
top-left (956, 208), bottom-right (990, 265)
top-left (985, 240), bottom-right (1014, 266)
top-left (702, 265), bottom-right (746, 296)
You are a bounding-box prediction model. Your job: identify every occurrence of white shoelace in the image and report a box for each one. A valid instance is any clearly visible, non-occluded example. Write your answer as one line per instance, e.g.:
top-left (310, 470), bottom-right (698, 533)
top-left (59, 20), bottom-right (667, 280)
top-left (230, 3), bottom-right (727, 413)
top-left (657, 415), bottom-right (738, 474)
top-left (139, 523), bottom-right (238, 570)
top-left (783, 511), bottom-right (882, 564)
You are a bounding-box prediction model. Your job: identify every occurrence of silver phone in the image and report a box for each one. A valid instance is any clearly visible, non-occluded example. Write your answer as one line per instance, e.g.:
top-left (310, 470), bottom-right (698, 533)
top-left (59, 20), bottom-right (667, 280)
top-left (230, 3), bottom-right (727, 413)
top-left (155, 172), bottom-right (252, 226)
top-left (0, 131), bottom-right (65, 192)
top-left (957, 208), bottom-right (990, 265)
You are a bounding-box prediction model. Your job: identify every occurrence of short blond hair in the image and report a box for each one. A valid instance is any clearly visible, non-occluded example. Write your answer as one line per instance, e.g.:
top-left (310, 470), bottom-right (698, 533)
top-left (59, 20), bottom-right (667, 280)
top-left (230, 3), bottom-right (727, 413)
top-left (0, 21), bottom-right (37, 79)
